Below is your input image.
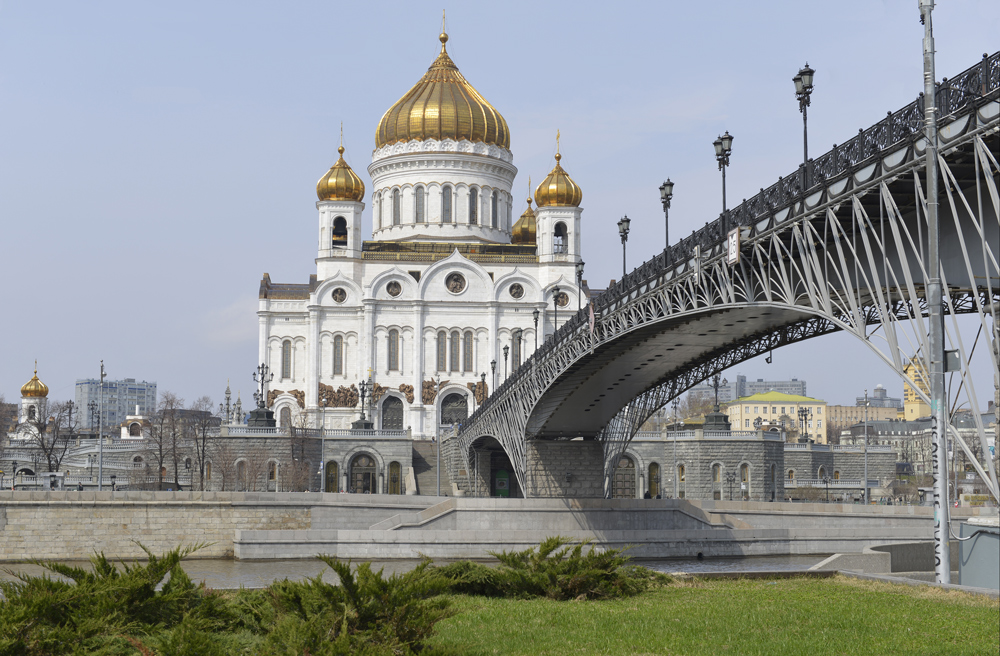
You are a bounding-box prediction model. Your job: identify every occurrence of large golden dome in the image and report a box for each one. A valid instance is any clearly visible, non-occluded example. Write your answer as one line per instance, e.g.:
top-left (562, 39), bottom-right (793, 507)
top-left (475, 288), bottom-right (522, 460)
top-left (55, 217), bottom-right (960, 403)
top-left (21, 367), bottom-right (48, 398)
top-left (317, 146), bottom-right (365, 202)
top-left (511, 196), bottom-right (537, 245)
top-left (375, 32), bottom-right (510, 150)
top-left (534, 153), bottom-right (583, 207)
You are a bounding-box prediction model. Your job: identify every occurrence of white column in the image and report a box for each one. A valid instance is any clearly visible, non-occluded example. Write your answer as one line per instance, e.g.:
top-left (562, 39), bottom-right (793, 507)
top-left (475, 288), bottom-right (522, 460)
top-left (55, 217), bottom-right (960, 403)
top-left (306, 308), bottom-right (319, 411)
top-left (412, 302), bottom-right (424, 399)
top-left (362, 300), bottom-right (376, 379)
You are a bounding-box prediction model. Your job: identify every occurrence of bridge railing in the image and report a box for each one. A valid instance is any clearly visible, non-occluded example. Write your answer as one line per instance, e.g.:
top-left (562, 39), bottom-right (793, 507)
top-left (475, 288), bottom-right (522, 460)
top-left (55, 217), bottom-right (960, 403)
top-left (466, 51), bottom-right (999, 431)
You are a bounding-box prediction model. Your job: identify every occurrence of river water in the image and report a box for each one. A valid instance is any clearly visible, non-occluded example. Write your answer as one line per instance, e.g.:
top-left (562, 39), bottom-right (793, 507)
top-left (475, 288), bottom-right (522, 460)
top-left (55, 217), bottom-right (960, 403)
top-left (0, 555), bottom-right (824, 590)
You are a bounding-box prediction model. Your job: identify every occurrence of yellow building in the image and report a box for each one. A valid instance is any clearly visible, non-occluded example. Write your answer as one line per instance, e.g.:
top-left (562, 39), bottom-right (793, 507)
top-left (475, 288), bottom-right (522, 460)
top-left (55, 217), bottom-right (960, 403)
top-left (903, 357), bottom-right (931, 420)
top-left (726, 391), bottom-right (828, 443)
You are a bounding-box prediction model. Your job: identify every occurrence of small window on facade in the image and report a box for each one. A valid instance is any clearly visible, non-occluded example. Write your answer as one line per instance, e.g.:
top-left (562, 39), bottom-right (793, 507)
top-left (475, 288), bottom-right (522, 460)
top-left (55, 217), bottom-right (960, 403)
top-left (449, 331), bottom-right (460, 372)
top-left (268, 462), bottom-right (277, 481)
top-left (388, 329), bottom-right (399, 371)
top-left (442, 186), bottom-right (452, 223)
top-left (491, 191), bottom-right (498, 228)
top-left (469, 188), bottom-right (478, 224)
top-left (740, 464), bottom-right (749, 482)
top-left (206, 461), bottom-right (212, 480)
top-left (129, 422), bottom-right (141, 436)
top-left (678, 464), bottom-right (685, 482)
top-left (333, 335), bottom-right (344, 375)
top-left (392, 189), bottom-right (401, 225)
top-left (280, 407), bottom-right (291, 428)
top-left (415, 187), bottom-right (425, 223)
top-left (437, 331), bottom-right (447, 371)
top-left (712, 464), bottom-right (721, 482)
top-left (281, 340), bottom-right (292, 379)
top-left (463, 331), bottom-right (474, 372)
top-left (787, 469), bottom-right (794, 480)
top-left (553, 221), bottom-right (568, 253)
top-left (648, 462), bottom-right (660, 497)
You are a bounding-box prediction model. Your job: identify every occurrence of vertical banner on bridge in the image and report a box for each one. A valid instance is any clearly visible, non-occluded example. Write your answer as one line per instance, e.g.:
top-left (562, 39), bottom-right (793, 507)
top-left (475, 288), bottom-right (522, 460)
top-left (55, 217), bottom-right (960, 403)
top-left (726, 228), bottom-right (740, 265)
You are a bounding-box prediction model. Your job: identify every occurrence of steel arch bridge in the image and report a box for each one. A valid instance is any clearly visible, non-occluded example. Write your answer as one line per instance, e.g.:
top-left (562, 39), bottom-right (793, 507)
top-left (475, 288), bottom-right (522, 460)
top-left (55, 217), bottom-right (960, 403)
top-left (458, 52), bottom-right (1000, 501)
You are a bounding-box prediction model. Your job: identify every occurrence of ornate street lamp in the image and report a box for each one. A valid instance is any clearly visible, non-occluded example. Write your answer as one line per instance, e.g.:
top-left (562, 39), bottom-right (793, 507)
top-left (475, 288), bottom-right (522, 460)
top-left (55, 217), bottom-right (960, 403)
top-left (575, 261), bottom-right (585, 310)
top-left (797, 406), bottom-right (812, 442)
top-left (823, 475), bottom-right (831, 503)
top-left (491, 359), bottom-right (497, 389)
top-left (552, 285), bottom-right (561, 334)
top-left (713, 132), bottom-right (733, 234)
top-left (793, 63), bottom-right (815, 174)
top-left (617, 215), bottom-right (631, 278)
top-left (711, 373), bottom-right (728, 413)
top-left (503, 345), bottom-right (509, 381)
top-left (532, 309), bottom-right (539, 351)
top-left (357, 377), bottom-right (372, 423)
top-left (659, 179), bottom-right (674, 252)
top-left (725, 471), bottom-right (737, 501)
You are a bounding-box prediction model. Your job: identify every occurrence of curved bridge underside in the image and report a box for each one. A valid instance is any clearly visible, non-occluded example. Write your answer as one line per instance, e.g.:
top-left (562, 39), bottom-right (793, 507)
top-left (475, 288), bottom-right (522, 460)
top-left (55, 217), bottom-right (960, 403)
top-left (459, 53), bottom-right (1000, 500)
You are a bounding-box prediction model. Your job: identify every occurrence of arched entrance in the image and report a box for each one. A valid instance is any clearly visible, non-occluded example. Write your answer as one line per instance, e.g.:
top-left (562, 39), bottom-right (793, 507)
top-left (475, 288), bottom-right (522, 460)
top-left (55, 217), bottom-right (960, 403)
top-left (648, 462), bottom-right (660, 498)
top-left (440, 392), bottom-right (468, 425)
top-left (381, 397), bottom-right (404, 430)
top-left (388, 461), bottom-right (402, 494)
top-left (325, 461), bottom-right (338, 492)
top-left (468, 436), bottom-right (522, 498)
top-left (612, 456), bottom-right (636, 499)
top-left (350, 454), bottom-right (377, 493)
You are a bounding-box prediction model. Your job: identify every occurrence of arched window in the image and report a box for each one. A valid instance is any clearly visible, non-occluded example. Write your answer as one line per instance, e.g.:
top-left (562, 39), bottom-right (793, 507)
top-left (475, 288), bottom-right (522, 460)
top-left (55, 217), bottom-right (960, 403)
top-left (205, 461), bottom-right (212, 481)
top-left (442, 186), bottom-right (452, 223)
top-left (449, 331), bottom-right (460, 372)
top-left (237, 461), bottom-right (247, 491)
top-left (613, 456), bottom-right (636, 499)
top-left (333, 335), bottom-right (344, 376)
top-left (463, 331), bottom-right (474, 372)
top-left (129, 422), bottom-right (141, 437)
top-left (491, 191), bottom-right (498, 228)
top-left (818, 466), bottom-right (826, 479)
top-left (415, 187), bottom-right (425, 223)
top-left (787, 469), bottom-right (795, 480)
top-left (677, 464), bottom-right (686, 499)
top-left (440, 393), bottom-right (468, 425)
top-left (712, 463), bottom-right (722, 500)
top-left (678, 464), bottom-right (686, 482)
top-left (740, 463), bottom-right (750, 500)
top-left (133, 455), bottom-right (143, 468)
top-left (648, 462), bottom-right (660, 497)
top-left (511, 330), bottom-right (522, 368)
top-left (268, 462), bottom-right (277, 481)
top-left (833, 470), bottom-right (840, 480)
top-left (437, 331), bottom-right (447, 371)
top-left (332, 216), bottom-right (348, 245)
top-left (280, 407), bottom-right (291, 428)
top-left (387, 329), bottom-right (399, 371)
top-left (554, 222), bottom-right (568, 253)
top-left (392, 189), bottom-right (401, 225)
top-left (468, 187), bottom-right (478, 224)
top-left (388, 461), bottom-right (402, 494)
top-left (381, 397), bottom-right (403, 430)
top-left (28, 406), bottom-right (36, 421)
top-left (281, 340), bottom-right (292, 378)
top-left (374, 194), bottom-right (382, 229)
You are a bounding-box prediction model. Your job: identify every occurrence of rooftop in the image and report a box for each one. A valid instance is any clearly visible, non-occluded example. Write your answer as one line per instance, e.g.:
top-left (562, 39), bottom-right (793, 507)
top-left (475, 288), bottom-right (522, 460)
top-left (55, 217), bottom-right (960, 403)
top-left (732, 391), bottom-right (825, 404)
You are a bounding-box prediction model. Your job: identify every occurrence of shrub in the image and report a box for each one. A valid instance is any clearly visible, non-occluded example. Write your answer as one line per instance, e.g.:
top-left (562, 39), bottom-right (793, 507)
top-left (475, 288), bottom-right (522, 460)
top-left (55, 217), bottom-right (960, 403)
top-left (432, 536), bottom-right (669, 601)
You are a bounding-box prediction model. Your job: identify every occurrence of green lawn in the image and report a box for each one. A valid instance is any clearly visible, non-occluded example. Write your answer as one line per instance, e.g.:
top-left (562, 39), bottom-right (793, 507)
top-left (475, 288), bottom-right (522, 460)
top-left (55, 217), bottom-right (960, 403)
top-left (424, 576), bottom-right (1000, 656)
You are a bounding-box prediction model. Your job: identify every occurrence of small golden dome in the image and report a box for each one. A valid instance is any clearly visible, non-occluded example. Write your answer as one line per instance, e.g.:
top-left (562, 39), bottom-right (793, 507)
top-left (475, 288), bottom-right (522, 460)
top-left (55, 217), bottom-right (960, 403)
top-left (534, 152), bottom-right (583, 208)
top-left (375, 32), bottom-right (510, 150)
top-left (511, 197), bottom-right (537, 244)
top-left (317, 146), bottom-right (365, 202)
top-left (21, 366), bottom-right (48, 398)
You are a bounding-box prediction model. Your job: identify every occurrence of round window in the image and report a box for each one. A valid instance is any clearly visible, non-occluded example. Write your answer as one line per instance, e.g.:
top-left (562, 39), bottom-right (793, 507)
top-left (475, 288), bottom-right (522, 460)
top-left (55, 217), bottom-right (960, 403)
top-left (331, 288), bottom-right (347, 303)
top-left (445, 273), bottom-right (466, 294)
top-left (509, 283), bottom-right (524, 299)
top-left (386, 281), bottom-right (402, 297)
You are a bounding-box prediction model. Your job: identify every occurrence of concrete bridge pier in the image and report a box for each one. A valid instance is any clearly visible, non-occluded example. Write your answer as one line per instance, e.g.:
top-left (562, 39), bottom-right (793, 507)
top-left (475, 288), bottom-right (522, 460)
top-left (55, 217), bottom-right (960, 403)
top-left (526, 440), bottom-right (604, 498)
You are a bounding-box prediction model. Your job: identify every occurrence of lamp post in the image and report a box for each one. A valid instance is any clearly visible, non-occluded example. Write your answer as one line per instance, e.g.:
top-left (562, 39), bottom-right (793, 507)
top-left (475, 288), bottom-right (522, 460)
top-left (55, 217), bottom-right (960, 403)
top-left (823, 475), bottom-right (831, 503)
top-left (713, 131), bottom-right (733, 234)
top-left (659, 179), bottom-right (674, 252)
top-left (725, 471), bottom-right (737, 501)
top-left (491, 359), bottom-right (497, 389)
top-left (532, 309), bottom-right (539, 351)
top-left (575, 261), bottom-right (585, 310)
top-left (711, 374), bottom-right (728, 413)
top-left (672, 397), bottom-right (680, 498)
top-left (797, 406), bottom-right (812, 442)
top-left (435, 378), bottom-right (445, 496)
top-left (793, 63), bottom-right (815, 182)
top-left (552, 285), bottom-right (560, 334)
top-left (863, 388), bottom-right (869, 504)
top-left (110, 474), bottom-right (116, 492)
top-left (503, 345), bottom-right (509, 381)
top-left (357, 377), bottom-right (372, 424)
top-left (98, 361), bottom-right (107, 491)
top-left (12, 461), bottom-right (17, 489)
top-left (617, 215), bottom-right (631, 278)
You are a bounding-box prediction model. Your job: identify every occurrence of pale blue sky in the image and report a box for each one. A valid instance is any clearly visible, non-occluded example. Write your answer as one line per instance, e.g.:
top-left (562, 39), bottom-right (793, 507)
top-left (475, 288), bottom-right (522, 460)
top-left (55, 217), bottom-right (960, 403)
top-left (1, 0), bottom-right (997, 409)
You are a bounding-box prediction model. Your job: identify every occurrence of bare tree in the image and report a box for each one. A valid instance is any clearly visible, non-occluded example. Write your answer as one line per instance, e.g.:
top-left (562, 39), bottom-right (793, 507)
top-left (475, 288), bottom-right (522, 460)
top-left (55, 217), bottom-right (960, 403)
top-left (16, 398), bottom-right (77, 474)
top-left (147, 392), bottom-right (186, 490)
top-left (188, 396), bottom-right (217, 491)
top-left (210, 439), bottom-right (239, 492)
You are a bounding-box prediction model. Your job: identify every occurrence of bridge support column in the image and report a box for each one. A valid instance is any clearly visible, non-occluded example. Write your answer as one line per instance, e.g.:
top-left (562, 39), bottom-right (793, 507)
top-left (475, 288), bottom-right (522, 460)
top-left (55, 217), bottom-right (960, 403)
top-left (526, 441), bottom-right (604, 498)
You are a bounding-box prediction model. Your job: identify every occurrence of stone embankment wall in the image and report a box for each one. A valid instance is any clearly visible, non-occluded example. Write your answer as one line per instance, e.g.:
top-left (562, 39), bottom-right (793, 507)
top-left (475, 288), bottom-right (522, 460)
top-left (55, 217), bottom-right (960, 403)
top-left (0, 491), bottom-right (432, 562)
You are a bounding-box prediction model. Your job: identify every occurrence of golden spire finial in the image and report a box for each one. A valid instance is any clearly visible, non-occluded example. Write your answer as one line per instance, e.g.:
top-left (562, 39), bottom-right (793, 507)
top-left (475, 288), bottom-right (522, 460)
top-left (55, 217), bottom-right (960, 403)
top-left (555, 130), bottom-right (561, 162)
top-left (338, 122), bottom-right (344, 157)
top-left (439, 9), bottom-right (448, 49)
top-left (527, 176), bottom-right (532, 206)
top-left (34, 359), bottom-right (37, 375)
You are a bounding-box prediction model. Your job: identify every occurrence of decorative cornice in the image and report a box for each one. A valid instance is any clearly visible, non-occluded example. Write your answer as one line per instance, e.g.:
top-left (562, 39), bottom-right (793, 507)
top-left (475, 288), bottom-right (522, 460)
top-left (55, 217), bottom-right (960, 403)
top-left (372, 138), bottom-right (513, 164)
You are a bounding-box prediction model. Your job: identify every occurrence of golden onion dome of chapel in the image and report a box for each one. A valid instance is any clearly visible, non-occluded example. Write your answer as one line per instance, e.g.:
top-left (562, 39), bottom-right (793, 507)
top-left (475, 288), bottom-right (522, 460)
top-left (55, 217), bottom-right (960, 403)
top-left (511, 187), bottom-right (537, 245)
top-left (317, 145), bottom-right (366, 202)
top-left (21, 365), bottom-right (48, 398)
top-left (374, 31), bottom-right (510, 150)
top-left (534, 149), bottom-right (583, 208)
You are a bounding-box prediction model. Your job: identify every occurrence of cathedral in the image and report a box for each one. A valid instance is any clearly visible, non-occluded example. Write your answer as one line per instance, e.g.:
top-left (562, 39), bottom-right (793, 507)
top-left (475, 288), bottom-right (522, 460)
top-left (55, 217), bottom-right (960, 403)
top-left (258, 28), bottom-right (586, 439)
